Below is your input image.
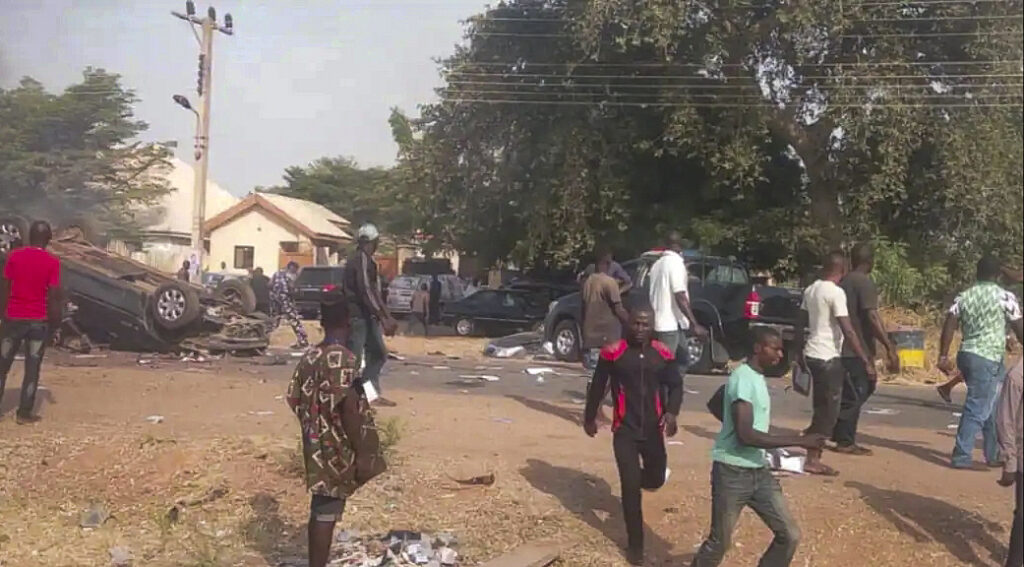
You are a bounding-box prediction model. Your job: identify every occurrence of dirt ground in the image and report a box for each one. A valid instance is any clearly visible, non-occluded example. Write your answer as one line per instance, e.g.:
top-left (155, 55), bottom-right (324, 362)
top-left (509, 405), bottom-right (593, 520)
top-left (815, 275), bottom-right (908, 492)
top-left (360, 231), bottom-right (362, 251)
top-left (0, 348), bottom-right (1017, 567)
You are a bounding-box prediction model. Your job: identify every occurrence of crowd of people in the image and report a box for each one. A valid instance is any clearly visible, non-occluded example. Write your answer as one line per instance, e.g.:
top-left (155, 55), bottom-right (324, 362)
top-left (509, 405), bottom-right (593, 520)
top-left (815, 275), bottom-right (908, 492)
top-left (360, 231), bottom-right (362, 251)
top-left (1, 219), bottom-right (1021, 567)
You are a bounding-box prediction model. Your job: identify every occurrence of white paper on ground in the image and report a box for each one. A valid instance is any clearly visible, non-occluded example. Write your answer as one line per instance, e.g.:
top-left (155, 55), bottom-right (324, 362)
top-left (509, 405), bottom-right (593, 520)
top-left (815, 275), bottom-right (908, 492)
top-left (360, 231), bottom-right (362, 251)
top-left (525, 367), bottom-right (557, 376)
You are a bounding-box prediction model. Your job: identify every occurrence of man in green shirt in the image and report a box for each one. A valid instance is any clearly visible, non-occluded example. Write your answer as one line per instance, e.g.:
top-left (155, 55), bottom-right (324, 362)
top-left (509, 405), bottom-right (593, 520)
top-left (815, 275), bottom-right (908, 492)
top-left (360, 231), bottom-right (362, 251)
top-left (692, 327), bottom-right (825, 567)
top-left (938, 256), bottom-right (1024, 469)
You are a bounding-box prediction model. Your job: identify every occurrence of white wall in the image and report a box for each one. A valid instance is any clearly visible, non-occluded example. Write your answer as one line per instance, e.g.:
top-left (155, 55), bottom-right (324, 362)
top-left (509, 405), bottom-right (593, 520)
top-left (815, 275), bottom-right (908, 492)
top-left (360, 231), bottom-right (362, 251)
top-left (208, 208), bottom-right (309, 273)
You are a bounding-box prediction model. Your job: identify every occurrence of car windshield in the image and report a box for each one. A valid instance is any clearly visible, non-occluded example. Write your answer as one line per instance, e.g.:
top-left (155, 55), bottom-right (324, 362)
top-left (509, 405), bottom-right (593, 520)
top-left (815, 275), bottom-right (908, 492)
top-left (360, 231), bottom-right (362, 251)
top-left (390, 277), bottom-right (421, 290)
top-left (296, 269), bottom-right (339, 286)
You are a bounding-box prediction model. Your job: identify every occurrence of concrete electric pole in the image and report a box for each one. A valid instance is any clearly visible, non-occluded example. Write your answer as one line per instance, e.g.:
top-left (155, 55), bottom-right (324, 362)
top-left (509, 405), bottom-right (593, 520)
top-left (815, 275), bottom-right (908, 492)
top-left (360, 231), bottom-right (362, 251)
top-left (172, 1), bottom-right (234, 276)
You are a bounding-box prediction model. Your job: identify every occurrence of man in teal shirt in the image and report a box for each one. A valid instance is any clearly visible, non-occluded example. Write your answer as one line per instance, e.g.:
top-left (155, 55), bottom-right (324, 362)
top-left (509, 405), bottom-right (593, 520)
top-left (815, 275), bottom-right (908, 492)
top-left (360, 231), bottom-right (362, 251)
top-left (692, 327), bottom-right (825, 567)
top-left (938, 256), bottom-right (1024, 469)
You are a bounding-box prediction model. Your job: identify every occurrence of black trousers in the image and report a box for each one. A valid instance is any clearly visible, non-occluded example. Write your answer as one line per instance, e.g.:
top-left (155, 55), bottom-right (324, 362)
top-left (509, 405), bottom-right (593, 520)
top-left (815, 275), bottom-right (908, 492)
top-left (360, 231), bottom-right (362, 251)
top-left (1009, 472), bottom-right (1023, 567)
top-left (832, 357), bottom-right (876, 447)
top-left (0, 319), bottom-right (49, 417)
top-left (613, 431), bottom-right (667, 552)
top-left (805, 357), bottom-right (844, 438)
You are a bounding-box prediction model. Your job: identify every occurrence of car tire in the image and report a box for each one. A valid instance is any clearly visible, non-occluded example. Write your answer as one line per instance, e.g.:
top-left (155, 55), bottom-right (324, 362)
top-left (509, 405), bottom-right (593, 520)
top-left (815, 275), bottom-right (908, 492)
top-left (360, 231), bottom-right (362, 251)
top-left (215, 278), bottom-right (257, 315)
top-left (151, 282), bottom-right (202, 331)
top-left (687, 336), bottom-right (716, 375)
top-left (0, 216), bottom-right (29, 257)
top-left (454, 318), bottom-right (475, 337)
top-left (552, 320), bottom-right (580, 362)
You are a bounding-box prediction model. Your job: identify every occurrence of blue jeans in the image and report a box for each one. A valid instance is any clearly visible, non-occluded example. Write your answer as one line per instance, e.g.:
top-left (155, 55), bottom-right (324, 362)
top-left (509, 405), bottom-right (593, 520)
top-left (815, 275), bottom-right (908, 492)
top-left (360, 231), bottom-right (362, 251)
top-left (347, 315), bottom-right (387, 394)
top-left (953, 351), bottom-right (1004, 468)
top-left (692, 463), bottom-right (801, 567)
top-left (0, 319), bottom-right (49, 417)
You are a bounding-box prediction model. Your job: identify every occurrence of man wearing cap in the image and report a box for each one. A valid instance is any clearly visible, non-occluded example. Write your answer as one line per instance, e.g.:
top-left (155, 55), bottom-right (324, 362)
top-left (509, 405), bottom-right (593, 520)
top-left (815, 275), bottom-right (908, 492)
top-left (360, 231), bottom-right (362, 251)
top-left (343, 224), bottom-right (399, 406)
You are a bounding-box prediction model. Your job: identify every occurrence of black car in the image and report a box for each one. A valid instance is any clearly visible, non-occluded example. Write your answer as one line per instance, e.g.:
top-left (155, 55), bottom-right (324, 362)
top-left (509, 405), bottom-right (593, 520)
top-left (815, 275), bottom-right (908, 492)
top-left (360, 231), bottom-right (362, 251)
top-left (442, 289), bottom-right (550, 337)
top-left (293, 266), bottom-right (347, 319)
top-left (542, 250), bottom-right (803, 375)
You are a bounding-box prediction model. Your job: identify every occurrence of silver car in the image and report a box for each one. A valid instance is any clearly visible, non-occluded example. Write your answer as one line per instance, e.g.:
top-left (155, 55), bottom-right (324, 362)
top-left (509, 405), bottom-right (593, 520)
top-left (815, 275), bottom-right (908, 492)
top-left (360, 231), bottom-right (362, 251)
top-left (387, 274), bottom-right (465, 314)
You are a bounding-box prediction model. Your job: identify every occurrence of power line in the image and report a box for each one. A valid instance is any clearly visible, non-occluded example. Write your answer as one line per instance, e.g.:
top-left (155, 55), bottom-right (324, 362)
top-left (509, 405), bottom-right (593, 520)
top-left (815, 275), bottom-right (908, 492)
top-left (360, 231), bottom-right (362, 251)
top-left (438, 97), bottom-right (1023, 109)
top-left (443, 88), bottom-right (1022, 100)
top-left (446, 60), bottom-right (1023, 69)
top-left (444, 72), bottom-right (1024, 81)
top-left (445, 80), bottom-right (1023, 91)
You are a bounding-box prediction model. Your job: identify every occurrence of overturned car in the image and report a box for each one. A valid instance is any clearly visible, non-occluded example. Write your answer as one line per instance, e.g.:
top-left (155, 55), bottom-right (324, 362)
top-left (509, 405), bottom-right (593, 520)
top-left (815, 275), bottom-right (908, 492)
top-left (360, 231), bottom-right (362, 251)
top-left (1, 216), bottom-right (270, 354)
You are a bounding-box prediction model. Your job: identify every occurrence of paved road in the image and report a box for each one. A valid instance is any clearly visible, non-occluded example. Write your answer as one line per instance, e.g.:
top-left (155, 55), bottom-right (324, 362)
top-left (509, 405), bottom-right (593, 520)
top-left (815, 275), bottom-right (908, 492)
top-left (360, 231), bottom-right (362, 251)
top-left (374, 354), bottom-right (964, 434)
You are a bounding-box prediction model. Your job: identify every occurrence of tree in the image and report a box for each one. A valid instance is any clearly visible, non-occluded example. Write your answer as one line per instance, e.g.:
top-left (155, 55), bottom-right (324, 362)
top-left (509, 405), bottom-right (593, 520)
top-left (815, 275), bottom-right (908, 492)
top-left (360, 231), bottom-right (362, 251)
top-left (398, 0), bottom-right (1022, 291)
top-left (0, 68), bottom-right (172, 239)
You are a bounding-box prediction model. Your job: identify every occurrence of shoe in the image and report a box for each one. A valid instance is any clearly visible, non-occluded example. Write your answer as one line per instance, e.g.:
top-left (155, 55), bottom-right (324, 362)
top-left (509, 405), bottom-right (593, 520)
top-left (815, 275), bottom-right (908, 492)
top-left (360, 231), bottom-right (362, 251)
top-left (625, 547), bottom-right (644, 566)
top-left (15, 413), bottom-right (41, 425)
top-left (987, 460), bottom-right (1005, 469)
top-left (643, 468), bottom-right (671, 493)
top-left (373, 397), bottom-right (398, 408)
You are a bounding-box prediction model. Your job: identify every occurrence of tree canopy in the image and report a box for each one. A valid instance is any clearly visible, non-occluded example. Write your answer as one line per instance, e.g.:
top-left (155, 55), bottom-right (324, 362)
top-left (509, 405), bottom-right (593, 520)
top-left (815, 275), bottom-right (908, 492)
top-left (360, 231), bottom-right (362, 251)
top-left (396, 0), bottom-right (1023, 293)
top-left (0, 68), bottom-right (172, 238)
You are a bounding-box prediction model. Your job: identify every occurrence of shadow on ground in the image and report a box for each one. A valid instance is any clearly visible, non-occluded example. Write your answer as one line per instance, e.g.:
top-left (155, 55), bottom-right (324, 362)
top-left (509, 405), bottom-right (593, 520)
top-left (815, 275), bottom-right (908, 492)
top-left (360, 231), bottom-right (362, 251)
top-left (519, 458), bottom-right (684, 565)
top-left (0, 386), bottom-right (56, 418)
top-left (847, 481), bottom-right (1008, 567)
top-left (244, 493), bottom-right (306, 565)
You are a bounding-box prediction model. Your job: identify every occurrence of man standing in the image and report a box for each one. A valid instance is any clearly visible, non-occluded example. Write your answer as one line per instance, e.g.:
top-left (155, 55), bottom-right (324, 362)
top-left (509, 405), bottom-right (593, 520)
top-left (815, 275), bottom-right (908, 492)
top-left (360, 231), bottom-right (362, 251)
top-left (0, 221), bottom-right (61, 424)
top-left (793, 251), bottom-right (874, 476)
top-left (580, 250), bottom-right (630, 370)
top-left (583, 306), bottom-right (683, 566)
top-left (692, 327), bottom-right (824, 567)
top-left (648, 232), bottom-right (707, 363)
top-left (286, 288), bottom-right (387, 567)
top-left (996, 357), bottom-right (1023, 567)
top-left (578, 254), bottom-right (633, 293)
top-left (343, 224), bottom-right (399, 406)
top-left (250, 267), bottom-right (271, 315)
top-left (271, 262), bottom-right (309, 349)
top-left (428, 274), bottom-right (442, 325)
top-left (177, 260), bottom-right (191, 283)
top-left (938, 256), bottom-right (1024, 469)
top-left (832, 243), bottom-right (900, 456)
top-left (409, 282), bottom-right (430, 336)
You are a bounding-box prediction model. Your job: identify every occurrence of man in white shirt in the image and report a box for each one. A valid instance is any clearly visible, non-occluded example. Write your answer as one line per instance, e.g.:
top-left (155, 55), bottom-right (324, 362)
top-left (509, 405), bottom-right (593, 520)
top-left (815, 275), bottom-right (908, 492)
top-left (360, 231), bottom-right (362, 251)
top-left (648, 232), bottom-right (708, 364)
top-left (793, 251), bottom-right (873, 476)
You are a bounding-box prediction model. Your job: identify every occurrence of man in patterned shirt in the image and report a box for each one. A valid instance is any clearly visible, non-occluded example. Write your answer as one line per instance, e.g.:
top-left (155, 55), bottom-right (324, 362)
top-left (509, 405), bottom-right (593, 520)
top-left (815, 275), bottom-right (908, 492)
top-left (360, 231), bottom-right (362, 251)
top-left (271, 262), bottom-right (309, 349)
top-left (286, 289), bottom-right (386, 567)
top-left (938, 256), bottom-right (1024, 470)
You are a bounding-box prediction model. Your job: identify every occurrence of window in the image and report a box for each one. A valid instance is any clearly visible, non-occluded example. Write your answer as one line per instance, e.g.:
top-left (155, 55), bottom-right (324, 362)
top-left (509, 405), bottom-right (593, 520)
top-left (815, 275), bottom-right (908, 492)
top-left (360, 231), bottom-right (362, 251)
top-left (706, 264), bottom-right (749, 286)
top-left (279, 241), bottom-right (299, 253)
top-left (233, 246), bottom-right (254, 270)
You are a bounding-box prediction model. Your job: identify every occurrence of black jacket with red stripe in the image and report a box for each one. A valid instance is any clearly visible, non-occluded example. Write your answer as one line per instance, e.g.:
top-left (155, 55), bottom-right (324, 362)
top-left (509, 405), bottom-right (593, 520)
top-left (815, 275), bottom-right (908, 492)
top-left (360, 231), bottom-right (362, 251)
top-left (583, 339), bottom-right (683, 439)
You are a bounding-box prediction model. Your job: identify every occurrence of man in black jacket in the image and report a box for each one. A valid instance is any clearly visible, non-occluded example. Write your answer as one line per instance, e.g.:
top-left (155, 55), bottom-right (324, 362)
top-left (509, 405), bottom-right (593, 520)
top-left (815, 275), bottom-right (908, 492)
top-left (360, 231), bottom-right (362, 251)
top-left (584, 305), bottom-right (683, 566)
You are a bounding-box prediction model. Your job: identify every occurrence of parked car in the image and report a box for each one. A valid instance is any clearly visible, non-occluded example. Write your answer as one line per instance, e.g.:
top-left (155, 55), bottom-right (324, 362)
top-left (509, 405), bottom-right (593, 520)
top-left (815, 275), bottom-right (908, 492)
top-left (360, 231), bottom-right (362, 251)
top-left (387, 274), bottom-right (465, 315)
top-left (293, 266), bottom-right (347, 319)
top-left (503, 280), bottom-right (579, 303)
top-left (442, 288), bottom-right (551, 337)
top-left (0, 220), bottom-right (269, 353)
top-left (542, 250), bottom-right (803, 375)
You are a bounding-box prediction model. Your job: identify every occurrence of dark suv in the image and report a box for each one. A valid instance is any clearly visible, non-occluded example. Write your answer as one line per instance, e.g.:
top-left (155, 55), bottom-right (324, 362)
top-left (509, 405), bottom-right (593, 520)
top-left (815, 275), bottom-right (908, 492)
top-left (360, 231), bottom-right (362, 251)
top-left (294, 266), bottom-right (347, 319)
top-left (542, 250), bottom-right (802, 375)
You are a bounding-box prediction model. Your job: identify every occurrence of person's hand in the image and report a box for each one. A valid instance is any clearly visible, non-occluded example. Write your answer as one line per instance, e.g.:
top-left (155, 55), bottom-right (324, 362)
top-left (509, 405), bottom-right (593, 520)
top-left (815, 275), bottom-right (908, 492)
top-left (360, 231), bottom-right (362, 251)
top-left (886, 351), bottom-right (901, 374)
top-left (863, 358), bottom-right (878, 380)
top-left (998, 471), bottom-right (1016, 487)
top-left (937, 356), bottom-right (956, 376)
top-left (799, 434), bottom-right (827, 450)
top-left (692, 323), bottom-right (709, 340)
top-left (382, 317), bottom-right (399, 337)
top-left (661, 413), bottom-right (678, 437)
top-left (583, 420), bottom-right (598, 438)
top-left (796, 357), bottom-right (809, 375)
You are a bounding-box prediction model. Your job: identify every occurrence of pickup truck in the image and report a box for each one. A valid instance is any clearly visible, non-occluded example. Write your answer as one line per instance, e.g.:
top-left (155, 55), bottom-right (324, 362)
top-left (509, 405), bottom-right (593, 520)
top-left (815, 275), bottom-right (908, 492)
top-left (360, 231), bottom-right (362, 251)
top-left (541, 250), bottom-right (803, 376)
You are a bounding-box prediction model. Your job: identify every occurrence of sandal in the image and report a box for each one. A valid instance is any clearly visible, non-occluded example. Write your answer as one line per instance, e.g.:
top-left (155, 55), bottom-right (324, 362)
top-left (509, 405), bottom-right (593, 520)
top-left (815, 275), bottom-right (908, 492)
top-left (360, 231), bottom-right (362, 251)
top-left (804, 463), bottom-right (840, 477)
top-left (831, 444), bottom-right (873, 456)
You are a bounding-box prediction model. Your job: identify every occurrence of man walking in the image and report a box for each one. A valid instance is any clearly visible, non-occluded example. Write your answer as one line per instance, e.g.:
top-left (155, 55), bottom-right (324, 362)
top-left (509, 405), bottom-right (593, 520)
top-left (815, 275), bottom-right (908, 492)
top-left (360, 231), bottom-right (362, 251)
top-left (793, 251), bottom-right (874, 476)
top-left (343, 224), bottom-right (398, 406)
top-left (996, 357), bottom-right (1023, 567)
top-left (580, 250), bottom-right (630, 370)
top-left (692, 327), bottom-right (824, 567)
top-left (832, 243), bottom-right (900, 456)
top-left (271, 262), bottom-right (309, 349)
top-left (938, 256), bottom-right (1024, 469)
top-left (428, 274), bottom-right (442, 325)
top-left (648, 232), bottom-right (707, 364)
top-left (409, 282), bottom-right (430, 336)
top-left (0, 221), bottom-right (61, 424)
top-left (583, 306), bottom-right (683, 566)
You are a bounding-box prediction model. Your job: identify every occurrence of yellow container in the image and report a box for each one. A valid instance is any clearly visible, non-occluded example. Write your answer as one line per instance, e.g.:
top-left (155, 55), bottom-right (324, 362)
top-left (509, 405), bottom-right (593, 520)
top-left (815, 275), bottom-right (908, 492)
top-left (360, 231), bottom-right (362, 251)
top-left (889, 329), bottom-right (927, 369)
top-left (898, 349), bottom-right (926, 369)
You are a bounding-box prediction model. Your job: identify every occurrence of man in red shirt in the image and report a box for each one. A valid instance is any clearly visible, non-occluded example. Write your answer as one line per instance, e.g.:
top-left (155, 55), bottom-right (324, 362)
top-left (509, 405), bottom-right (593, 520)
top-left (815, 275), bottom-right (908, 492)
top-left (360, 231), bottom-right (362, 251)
top-left (0, 221), bottom-right (62, 424)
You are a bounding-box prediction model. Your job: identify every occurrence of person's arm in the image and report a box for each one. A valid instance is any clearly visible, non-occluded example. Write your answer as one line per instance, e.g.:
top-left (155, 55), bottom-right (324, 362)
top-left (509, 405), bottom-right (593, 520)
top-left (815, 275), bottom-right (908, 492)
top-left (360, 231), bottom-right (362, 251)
top-left (733, 400), bottom-right (824, 450)
top-left (611, 262), bottom-right (633, 294)
top-left (659, 355), bottom-right (683, 436)
top-left (937, 297), bottom-right (962, 374)
top-left (995, 362), bottom-right (1022, 485)
top-left (583, 357), bottom-right (612, 435)
top-left (670, 258), bottom-right (707, 337)
top-left (354, 255), bottom-right (389, 321)
top-left (838, 317), bottom-right (875, 376)
top-left (46, 261), bottom-right (63, 329)
top-left (604, 280), bottom-right (629, 328)
top-left (794, 308), bottom-right (809, 371)
top-left (868, 309), bottom-right (899, 372)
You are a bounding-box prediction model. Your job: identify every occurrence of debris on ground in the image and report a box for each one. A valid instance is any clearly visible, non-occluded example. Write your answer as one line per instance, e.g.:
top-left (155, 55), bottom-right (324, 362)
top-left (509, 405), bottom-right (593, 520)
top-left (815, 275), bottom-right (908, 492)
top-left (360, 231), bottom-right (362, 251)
top-left (484, 345), bottom-right (526, 359)
top-left (447, 473), bottom-right (496, 487)
top-left (524, 368), bottom-right (556, 376)
top-left (324, 531), bottom-right (462, 566)
top-left (144, 415), bottom-right (165, 424)
top-left (79, 503), bottom-right (111, 529)
top-left (864, 407), bottom-right (900, 416)
top-left (108, 546), bottom-right (132, 566)
top-left (477, 541), bottom-right (561, 567)
top-left (458, 374), bottom-right (500, 382)
top-left (388, 352), bottom-right (407, 361)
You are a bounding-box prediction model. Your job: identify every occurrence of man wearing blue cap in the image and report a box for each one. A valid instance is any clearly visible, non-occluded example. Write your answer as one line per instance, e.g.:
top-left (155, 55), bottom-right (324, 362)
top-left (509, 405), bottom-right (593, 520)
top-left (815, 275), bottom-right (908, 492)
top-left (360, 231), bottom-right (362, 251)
top-left (342, 224), bottom-right (399, 406)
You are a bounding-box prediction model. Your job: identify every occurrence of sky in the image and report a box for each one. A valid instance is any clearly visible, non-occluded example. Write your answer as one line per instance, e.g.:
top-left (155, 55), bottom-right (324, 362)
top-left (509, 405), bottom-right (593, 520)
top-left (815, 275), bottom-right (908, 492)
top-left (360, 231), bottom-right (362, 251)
top-left (0, 0), bottom-right (489, 196)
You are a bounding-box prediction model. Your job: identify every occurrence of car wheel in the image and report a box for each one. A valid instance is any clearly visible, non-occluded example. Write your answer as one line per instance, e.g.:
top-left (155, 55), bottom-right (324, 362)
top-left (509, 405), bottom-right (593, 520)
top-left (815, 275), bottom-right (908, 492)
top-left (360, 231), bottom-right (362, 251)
top-left (0, 216), bottom-right (29, 257)
top-left (151, 282), bottom-right (202, 331)
top-left (687, 336), bottom-right (716, 375)
top-left (215, 278), bottom-right (257, 315)
top-left (553, 320), bottom-right (580, 362)
top-left (454, 318), bottom-right (475, 337)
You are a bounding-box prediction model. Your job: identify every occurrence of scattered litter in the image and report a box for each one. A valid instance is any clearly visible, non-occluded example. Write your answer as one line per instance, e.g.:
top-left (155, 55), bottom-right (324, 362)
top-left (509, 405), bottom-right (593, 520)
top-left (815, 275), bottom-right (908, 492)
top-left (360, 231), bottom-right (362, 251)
top-left (74, 353), bottom-right (107, 359)
top-left (447, 473), bottom-right (496, 487)
top-left (525, 367), bottom-right (557, 376)
top-left (491, 417), bottom-right (514, 424)
top-left (947, 424), bottom-right (959, 429)
top-left (684, 388), bottom-right (701, 395)
top-left (864, 408), bottom-right (900, 416)
top-left (109, 546), bottom-right (132, 566)
top-left (248, 410), bottom-right (275, 417)
top-left (432, 365), bottom-right (451, 371)
top-left (409, 370), bottom-right (420, 376)
top-left (80, 503), bottom-right (111, 529)
top-left (136, 358), bottom-right (155, 366)
top-left (145, 415), bottom-right (165, 424)
top-left (484, 345), bottom-right (527, 359)
top-left (290, 351), bottom-right (305, 358)
top-left (388, 352), bottom-right (407, 361)
top-left (952, 412), bottom-right (962, 418)
top-left (667, 440), bottom-right (685, 446)
top-left (327, 530), bottom-right (462, 566)
top-left (459, 374), bottom-right (500, 382)
top-left (535, 376), bottom-right (546, 385)
top-left (541, 341), bottom-right (555, 355)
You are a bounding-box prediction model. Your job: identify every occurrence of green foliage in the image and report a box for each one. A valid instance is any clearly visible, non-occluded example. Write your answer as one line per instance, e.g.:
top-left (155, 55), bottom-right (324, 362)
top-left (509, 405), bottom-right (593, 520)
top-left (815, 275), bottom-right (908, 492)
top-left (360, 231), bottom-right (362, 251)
top-left (393, 0), bottom-right (1022, 290)
top-left (0, 68), bottom-right (172, 238)
top-left (870, 238), bottom-right (950, 309)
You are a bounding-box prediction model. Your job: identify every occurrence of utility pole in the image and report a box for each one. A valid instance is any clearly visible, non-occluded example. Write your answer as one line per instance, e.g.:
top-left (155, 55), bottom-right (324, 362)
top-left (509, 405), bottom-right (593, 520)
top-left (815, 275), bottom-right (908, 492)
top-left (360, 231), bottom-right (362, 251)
top-left (172, 1), bottom-right (233, 276)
